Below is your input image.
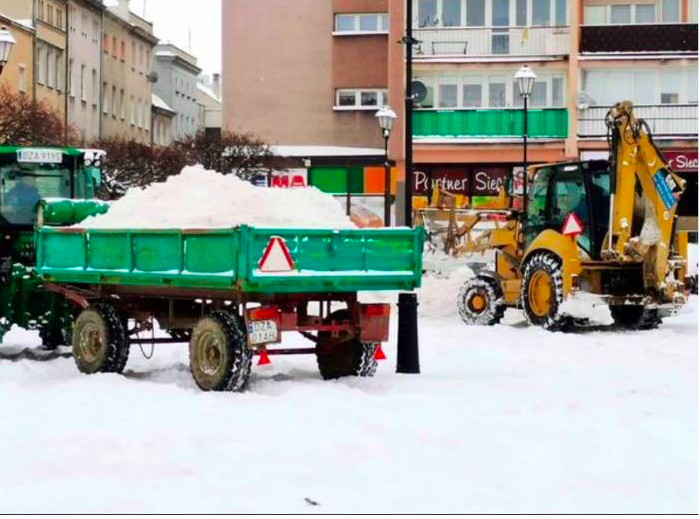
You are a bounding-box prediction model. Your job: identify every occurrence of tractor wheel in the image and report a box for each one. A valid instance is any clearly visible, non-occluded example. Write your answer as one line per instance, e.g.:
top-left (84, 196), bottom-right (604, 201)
top-left (610, 306), bottom-right (662, 330)
top-left (457, 276), bottom-right (506, 326)
top-left (72, 304), bottom-right (130, 374)
top-left (316, 310), bottom-right (378, 380)
top-left (189, 311), bottom-right (252, 392)
top-left (521, 252), bottom-right (573, 332)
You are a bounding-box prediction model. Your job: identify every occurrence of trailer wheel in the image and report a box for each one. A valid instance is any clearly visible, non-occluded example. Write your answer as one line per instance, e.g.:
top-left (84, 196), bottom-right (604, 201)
top-left (521, 252), bottom-right (573, 332)
top-left (610, 306), bottom-right (662, 330)
top-left (72, 304), bottom-right (129, 374)
top-left (316, 310), bottom-right (378, 380)
top-left (189, 311), bottom-right (252, 392)
top-left (458, 276), bottom-right (506, 326)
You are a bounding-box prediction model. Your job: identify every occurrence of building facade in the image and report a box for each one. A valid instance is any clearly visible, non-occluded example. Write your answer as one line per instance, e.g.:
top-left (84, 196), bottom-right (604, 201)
top-left (66, 0), bottom-right (103, 143)
top-left (153, 43), bottom-right (202, 140)
top-left (196, 77), bottom-right (222, 138)
top-left (0, 14), bottom-right (34, 97)
top-left (2, 0), bottom-right (68, 118)
top-left (101, 0), bottom-right (158, 143)
top-left (151, 92), bottom-right (175, 145)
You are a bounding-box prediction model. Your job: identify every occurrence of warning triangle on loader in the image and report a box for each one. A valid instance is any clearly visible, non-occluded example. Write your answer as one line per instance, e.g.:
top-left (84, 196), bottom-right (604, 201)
top-left (561, 212), bottom-right (585, 237)
top-left (258, 236), bottom-right (295, 272)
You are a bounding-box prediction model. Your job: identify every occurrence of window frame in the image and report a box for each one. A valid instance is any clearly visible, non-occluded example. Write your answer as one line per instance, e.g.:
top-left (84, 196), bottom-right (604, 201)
top-left (334, 89), bottom-right (389, 110)
top-left (333, 12), bottom-right (389, 35)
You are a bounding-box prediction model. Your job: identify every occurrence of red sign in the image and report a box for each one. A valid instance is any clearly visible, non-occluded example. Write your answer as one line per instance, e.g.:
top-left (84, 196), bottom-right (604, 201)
top-left (562, 212), bottom-right (585, 237)
top-left (665, 150), bottom-right (698, 172)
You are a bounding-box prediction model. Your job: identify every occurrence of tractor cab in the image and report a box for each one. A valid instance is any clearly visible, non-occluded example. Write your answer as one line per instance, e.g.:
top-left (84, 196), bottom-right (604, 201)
top-left (525, 160), bottom-right (612, 259)
top-left (0, 147), bottom-right (103, 228)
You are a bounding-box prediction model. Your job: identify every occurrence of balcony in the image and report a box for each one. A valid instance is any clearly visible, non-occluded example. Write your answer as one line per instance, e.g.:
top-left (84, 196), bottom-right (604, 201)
top-left (413, 26), bottom-right (570, 59)
top-left (413, 108), bottom-right (568, 139)
top-left (580, 24), bottom-right (698, 54)
top-left (578, 105), bottom-right (698, 138)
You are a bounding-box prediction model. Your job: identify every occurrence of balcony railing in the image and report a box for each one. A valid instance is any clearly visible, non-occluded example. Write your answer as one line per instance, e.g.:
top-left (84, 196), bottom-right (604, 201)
top-left (578, 105), bottom-right (698, 138)
top-left (413, 108), bottom-right (568, 138)
top-left (413, 26), bottom-right (570, 58)
top-left (580, 23), bottom-right (698, 53)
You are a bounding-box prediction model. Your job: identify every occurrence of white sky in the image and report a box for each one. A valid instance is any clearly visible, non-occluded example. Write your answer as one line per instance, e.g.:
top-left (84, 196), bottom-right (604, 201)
top-left (109, 0), bottom-right (222, 76)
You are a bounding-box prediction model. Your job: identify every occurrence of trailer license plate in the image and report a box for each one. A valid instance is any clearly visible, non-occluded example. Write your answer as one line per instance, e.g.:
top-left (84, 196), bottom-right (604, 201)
top-left (248, 320), bottom-right (278, 345)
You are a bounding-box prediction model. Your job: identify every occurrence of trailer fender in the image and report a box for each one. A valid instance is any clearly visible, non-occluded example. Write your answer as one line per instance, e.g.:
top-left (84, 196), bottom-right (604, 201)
top-left (523, 230), bottom-right (582, 297)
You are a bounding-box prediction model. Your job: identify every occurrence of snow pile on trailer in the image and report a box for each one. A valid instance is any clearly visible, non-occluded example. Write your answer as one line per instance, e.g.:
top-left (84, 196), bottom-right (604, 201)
top-left (78, 165), bottom-right (356, 229)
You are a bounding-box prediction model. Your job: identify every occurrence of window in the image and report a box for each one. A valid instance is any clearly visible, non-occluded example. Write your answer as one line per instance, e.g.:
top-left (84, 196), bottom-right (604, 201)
top-left (130, 96), bottom-right (135, 125)
top-left (92, 69), bottom-right (97, 106)
top-left (662, 0), bottom-right (679, 22)
top-left (47, 48), bottom-right (55, 88)
top-left (334, 13), bottom-right (388, 33)
top-left (492, 0), bottom-right (510, 26)
top-left (463, 83), bottom-right (482, 107)
top-left (112, 37), bottom-right (117, 58)
top-left (37, 46), bottom-right (45, 84)
top-left (121, 41), bottom-right (126, 61)
top-left (80, 64), bottom-right (86, 101)
top-left (418, 0), bottom-right (438, 27)
top-left (691, 0), bottom-right (698, 23)
top-left (661, 70), bottom-right (680, 104)
top-left (466, 0), bottom-right (485, 26)
top-left (335, 89), bottom-right (388, 109)
top-left (584, 5), bottom-right (606, 24)
top-left (92, 20), bottom-right (99, 43)
top-left (18, 65), bottom-right (27, 93)
top-left (112, 86), bottom-right (117, 116)
top-left (120, 89), bottom-right (125, 119)
top-left (635, 4), bottom-right (655, 23)
top-left (442, 0), bottom-right (461, 27)
top-left (489, 80), bottom-right (506, 107)
top-left (555, 0), bottom-right (567, 25)
top-left (438, 83), bottom-right (458, 107)
top-left (532, 0), bottom-right (550, 26)
top-left (81, 13), bottom-right (87, 35)
top-left (131, 41), bottom-right (136, 65)
top-left (47, 4), bottom-right (54, 25)
top-left (55, 52), bottom-right (63, 92)
top-left (103, 33), bottom-right (109, 53)
top-left (103, 82), bottom-right (109, 114)
top-left (634, 71), bottom-right (655, 104)
top-left (68, 59), bottom-right (74, 97)
top-left (552, 77), bottom-right (563, 106)
top-left (38, 0), bottom-right (45, 21)
top-left (530, 81), bottom-right (547, 107)
top-left (137, 100), bottom-right (142, 128)
top-left (689, 69), bottom-right (698, 103)
top-left (610, 5), bottom-right (631, 24)
top-left (516, 0), bottom-right (527, 26)
top-left (57, 8), bottom-right (63, 29)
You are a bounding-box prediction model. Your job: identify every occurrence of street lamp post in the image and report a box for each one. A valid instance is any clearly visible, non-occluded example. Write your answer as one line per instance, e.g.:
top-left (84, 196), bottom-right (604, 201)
top-left (0, 26), bottom-right (17, 76)
top-left (376, 105), bottom-right (397, 226)
top-left (514, 65), bottom-right (537, 220)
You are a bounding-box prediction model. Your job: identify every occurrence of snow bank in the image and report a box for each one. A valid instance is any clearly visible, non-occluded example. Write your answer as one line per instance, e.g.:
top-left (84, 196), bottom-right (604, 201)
top-left (79, 166), bottom-right (356, 229)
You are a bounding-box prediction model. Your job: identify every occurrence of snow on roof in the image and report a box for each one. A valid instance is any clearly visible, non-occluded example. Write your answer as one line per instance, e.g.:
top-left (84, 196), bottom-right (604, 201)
top-left (151, 94), bottom-right (175, 114)
top-left (270, 145), bottom-right (385, 158)
top-left (197, 83), bottom-right (221, 104)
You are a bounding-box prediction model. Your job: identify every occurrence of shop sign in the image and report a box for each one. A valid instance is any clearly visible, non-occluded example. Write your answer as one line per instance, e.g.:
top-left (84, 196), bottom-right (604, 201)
top-left (665, 150), bottom-right (698, 172)
top-left (270, 169), bottom-right (308, 188)
top-left (413, 166), bottom-right (512, 197)
top-left (471, 168), bottom-right (510, 196)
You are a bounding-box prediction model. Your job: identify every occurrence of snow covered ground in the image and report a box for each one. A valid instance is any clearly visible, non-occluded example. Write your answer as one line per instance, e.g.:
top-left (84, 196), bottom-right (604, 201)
top-left (1, 292), bottom-right (696, 514)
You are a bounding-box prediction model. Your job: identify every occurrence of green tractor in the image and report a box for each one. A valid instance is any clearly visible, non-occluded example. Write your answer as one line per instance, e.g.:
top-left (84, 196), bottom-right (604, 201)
top-left (0, 146), bottom-right (105, 349)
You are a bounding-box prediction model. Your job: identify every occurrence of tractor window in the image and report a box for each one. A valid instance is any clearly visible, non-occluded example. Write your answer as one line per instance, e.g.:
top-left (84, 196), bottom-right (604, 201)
top-left (0, 164), bottom-right (72, 225)
top-left (551, 169), bottom-right (591, 251)
top-left (524, 167), bottom-right (554, 247)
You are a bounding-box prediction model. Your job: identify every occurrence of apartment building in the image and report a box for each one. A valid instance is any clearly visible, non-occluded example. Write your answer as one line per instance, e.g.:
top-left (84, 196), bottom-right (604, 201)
top-left (0, 14), bottom-right (33, 96)
top-left (101, 0), bottom-right (158, 143)
top-left (2, 0), bottom-right (68, 118)
top-left (196, 75), bottom-right (222, 139)
top-left (66, 0), bottom-right (103, 143)
top-left (151, 93), bottom-right (175, 145)
top-left (152, 43), bottom-right (202, 140)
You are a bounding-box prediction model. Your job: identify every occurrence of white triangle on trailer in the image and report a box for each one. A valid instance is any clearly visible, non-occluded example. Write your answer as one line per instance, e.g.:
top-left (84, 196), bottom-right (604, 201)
top-left (561, 212), bottom-right (585, 237)
top-left (258, 236), bottom-right (295, 272)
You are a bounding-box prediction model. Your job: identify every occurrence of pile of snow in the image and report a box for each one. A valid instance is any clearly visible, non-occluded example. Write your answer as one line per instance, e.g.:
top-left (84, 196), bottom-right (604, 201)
top-left (79, 166), bottom-right (356, 229)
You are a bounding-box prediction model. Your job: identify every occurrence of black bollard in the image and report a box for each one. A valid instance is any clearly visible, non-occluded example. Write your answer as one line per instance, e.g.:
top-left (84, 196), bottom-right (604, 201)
top-left (396, 293), bottom-right (420, 374)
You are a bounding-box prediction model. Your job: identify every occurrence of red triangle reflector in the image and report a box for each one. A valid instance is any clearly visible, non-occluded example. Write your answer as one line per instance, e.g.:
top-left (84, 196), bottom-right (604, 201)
top-left (374, 344), bottom-right (387, 361)
top-left (258, 350), bottom-right (271, 366)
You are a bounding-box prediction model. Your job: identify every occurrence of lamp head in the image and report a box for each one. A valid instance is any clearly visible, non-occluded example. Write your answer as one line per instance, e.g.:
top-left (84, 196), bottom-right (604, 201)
top-left (0, 26), bottom-right (17, 71)
top-left (515, 65), bottom-right (537, 99)
top-left (375, 105), bottom-right (397, 134)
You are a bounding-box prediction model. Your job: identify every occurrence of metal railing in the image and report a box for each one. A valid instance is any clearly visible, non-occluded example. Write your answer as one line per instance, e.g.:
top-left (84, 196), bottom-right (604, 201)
top-left (413, 26), bottom-right (570, 57)
top-left (578, 104), bottom-right (699, 137)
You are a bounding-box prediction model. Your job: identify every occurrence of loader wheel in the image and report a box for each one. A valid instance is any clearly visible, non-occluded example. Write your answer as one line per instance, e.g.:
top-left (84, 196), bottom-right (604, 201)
top-left (457, 276), bottom-right (506, 326)
top-left (521, 252), bottom-right (573, 332)
top-left (610, 306), bottom-right (662, 330)
top-left (72, 304), bottom-right (130, 374)
top-left (316, 310), bottom-right (378, 380)
top-left (189, 311), bottom-right (252, 392)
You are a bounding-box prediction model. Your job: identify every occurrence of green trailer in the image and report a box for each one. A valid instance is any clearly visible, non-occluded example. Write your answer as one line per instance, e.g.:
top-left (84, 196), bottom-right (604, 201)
top-left (35, 201), bottom-right (424, 391)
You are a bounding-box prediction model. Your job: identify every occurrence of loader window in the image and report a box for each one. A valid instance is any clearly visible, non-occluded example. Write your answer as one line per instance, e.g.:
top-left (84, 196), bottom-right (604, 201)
top-left (551, 170), bottom-right (591, 252)
top-left (0, 164), bottom-right (72, 225)
top-left (524, 167), bottom-right (554, 247)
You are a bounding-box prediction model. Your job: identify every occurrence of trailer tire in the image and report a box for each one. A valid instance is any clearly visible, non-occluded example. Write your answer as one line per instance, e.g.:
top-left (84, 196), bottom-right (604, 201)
top-left (316, 310), bottom-right (378, 380)
top-left (72, 304), bottom-right (129, 374)
top-left (189, 311), bottom-right (252, 392)
top-left (610, 306), bottom-right (662, 330)
top-left (458, 276), bottom-right (506, 326)
top-left (521, 252), bottom-right (573, 332)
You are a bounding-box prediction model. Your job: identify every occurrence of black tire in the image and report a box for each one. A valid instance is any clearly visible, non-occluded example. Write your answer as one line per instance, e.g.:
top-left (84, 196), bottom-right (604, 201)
top-left (521, 252), bottom-right (573, 332)
top-left (40, 322), bottom-right (72, 351)
top-left (316, 310), bottom-right (378, 380)
top-left (610, 306), bottom-right (662, 330)
top-left (189, 311), bottom-right (253, 392)
top-left (72, 304), bottom-right (130, 374)
top-left (457, 276), bottom-right (506, 326)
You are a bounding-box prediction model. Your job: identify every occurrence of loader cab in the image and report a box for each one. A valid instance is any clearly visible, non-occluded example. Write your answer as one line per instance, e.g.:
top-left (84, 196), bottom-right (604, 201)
top-left (525, 160), bottom-right (611, 259)
top-left (0, 147), bottom-right (101, 228)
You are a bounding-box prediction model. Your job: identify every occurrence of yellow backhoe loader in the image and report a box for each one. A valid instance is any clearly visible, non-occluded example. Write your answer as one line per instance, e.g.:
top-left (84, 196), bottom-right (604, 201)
top-left (454, 101), bottom-right (690, 331)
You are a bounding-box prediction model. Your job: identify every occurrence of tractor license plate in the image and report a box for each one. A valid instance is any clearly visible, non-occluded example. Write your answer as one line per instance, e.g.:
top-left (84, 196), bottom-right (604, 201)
top-left (247, 320), bottom-right (279, 346)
